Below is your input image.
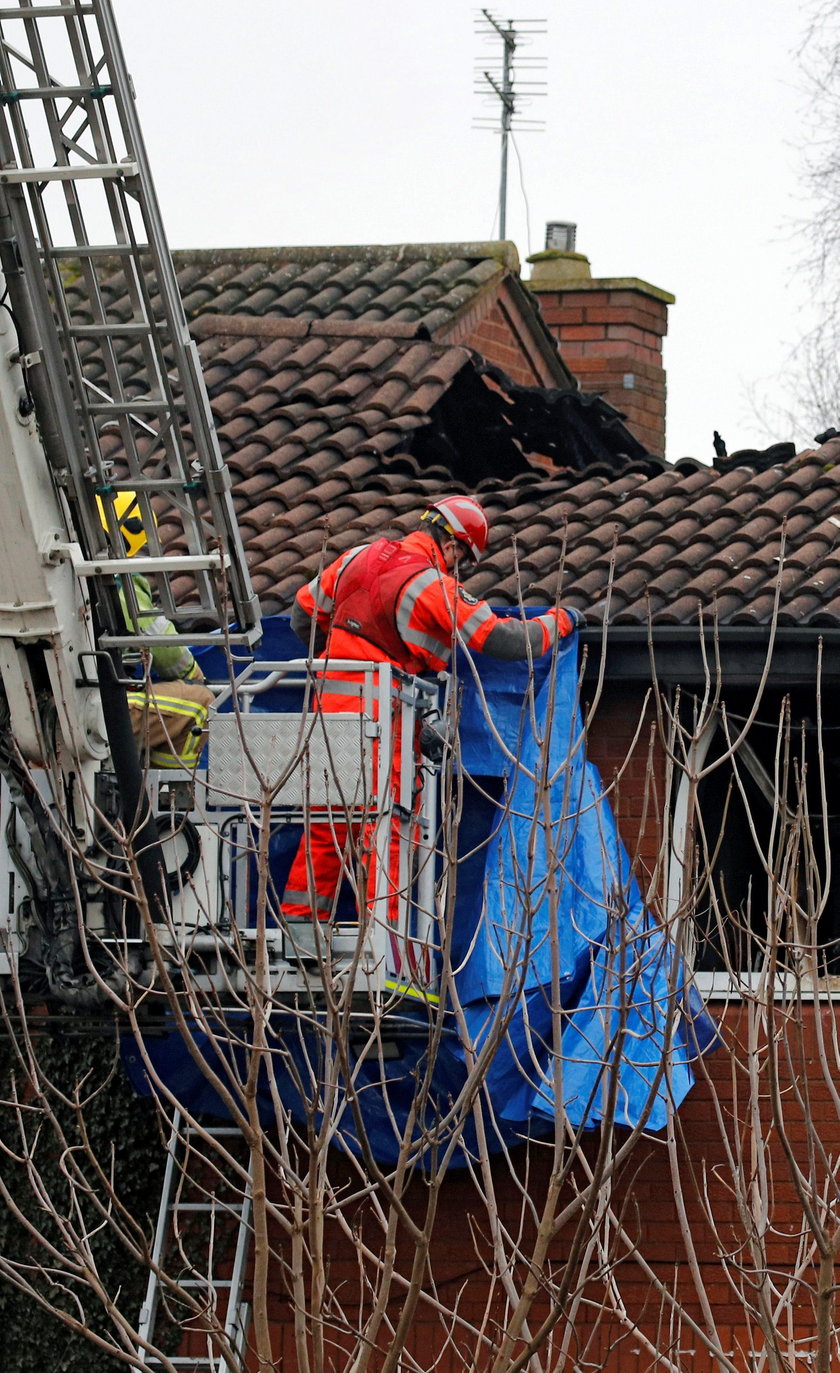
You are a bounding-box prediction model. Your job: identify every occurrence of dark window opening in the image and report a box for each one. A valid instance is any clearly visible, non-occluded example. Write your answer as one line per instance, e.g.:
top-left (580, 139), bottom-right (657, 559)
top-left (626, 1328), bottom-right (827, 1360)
top-left (691, 686), bottom-right (840, 976)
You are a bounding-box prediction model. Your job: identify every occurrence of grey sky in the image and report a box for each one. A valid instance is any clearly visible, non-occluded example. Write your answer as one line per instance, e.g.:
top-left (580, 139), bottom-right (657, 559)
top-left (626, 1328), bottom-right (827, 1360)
top-left (114, 1), bottom-right (814, 462)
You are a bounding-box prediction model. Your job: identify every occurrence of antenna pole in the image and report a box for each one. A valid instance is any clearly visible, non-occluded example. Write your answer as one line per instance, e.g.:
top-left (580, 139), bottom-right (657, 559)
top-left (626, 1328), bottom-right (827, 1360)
top-left (474, 10), bottom-right (546, 244)
top-left (498, 19), bottom-right (514, 239)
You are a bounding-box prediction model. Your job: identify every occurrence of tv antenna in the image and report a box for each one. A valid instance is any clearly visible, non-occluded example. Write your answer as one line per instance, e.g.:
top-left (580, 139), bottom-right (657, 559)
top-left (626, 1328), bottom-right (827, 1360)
top-left (474, 10), bottom-right (547, 240)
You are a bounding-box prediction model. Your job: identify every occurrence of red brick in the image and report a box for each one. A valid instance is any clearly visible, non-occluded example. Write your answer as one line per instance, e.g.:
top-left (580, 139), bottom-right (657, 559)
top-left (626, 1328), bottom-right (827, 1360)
top-left (536, 288), bottom-right (612, 309)
top-left (584, 305), bottom-right (666, 335)
top-left (601, 288), bottom-right (669, 315)
top-left (566, 354), bottom-right (608, 372)
top-left (585, 339), bottom-right (656, 362)
top-left (555, 323), bottom-right (608, 343)
top-left (605, 322), bottom-right (662, 350)
top-left (538, 304), bottom-right (586, 326)
top-left (629, 390), bottom-right (667, 418)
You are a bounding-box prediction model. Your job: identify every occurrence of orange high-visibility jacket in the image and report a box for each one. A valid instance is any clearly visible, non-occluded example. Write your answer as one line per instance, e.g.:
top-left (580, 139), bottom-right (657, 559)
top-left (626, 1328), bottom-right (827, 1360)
top-left (293, 530), bottom-right (573, 676)
top-left (283, 532), bottom-right (578, 922)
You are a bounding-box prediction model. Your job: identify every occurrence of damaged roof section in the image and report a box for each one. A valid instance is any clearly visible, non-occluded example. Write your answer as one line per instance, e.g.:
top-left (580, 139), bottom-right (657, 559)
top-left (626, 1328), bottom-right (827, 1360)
top-left (474, 358), bottom-right (648, 472)
top-left (72, 243), bottom-right (650, 615)
top-left (70, 238), bottom-right (840, 635)
top-left (162, 314), bottom-right (649, 612)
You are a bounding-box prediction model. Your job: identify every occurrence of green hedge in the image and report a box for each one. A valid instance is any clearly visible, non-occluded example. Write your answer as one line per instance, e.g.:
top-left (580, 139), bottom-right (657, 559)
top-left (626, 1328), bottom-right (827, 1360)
top-left (0, 1024), bottom-right (169, 1372)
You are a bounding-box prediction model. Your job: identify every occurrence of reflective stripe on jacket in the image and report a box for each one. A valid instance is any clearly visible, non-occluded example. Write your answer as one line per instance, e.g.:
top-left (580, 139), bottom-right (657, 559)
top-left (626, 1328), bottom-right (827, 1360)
top-left (297, 530), bottom-right (504, 674)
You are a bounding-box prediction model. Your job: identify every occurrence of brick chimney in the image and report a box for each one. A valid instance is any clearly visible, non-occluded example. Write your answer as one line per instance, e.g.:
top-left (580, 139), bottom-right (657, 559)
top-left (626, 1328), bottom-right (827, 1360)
top-left (527, 226), bottom-right (674, 457)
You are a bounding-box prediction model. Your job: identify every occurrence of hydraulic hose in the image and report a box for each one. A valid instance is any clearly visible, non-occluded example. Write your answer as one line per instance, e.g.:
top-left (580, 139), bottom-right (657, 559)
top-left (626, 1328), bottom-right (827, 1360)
top-left (95, 647), bottom-right (168, 937)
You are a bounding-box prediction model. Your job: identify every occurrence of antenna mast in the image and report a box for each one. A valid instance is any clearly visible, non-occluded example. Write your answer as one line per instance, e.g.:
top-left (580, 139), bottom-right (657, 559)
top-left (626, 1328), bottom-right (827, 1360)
top-left (474, 10), bottom-right (546, 240)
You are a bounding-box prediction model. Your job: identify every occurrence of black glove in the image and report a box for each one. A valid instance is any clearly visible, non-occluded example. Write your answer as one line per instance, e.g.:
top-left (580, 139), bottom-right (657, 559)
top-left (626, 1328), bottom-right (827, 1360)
top-left (419, 711), bottom-right (446, 765)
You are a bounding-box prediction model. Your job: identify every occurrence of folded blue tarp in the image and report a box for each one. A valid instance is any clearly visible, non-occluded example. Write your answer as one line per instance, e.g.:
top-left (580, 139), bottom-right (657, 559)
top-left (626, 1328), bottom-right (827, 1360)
top-left (123, 616), bottom-right (716, 1163)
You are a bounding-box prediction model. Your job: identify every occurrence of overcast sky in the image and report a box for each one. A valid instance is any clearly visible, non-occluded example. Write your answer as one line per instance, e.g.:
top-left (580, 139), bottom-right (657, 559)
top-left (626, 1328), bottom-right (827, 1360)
top-left (112, 1), bottom-right (818, 464)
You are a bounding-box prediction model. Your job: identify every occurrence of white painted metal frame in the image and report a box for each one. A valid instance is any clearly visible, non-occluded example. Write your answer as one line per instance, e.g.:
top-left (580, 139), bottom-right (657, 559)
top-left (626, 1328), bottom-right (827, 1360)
top-left (668, 713), bottom-right (830, 1000)
top-left (204, 658), bottom-right (442, 999)
top-left (136, 1110), bottom-right (253, 1371)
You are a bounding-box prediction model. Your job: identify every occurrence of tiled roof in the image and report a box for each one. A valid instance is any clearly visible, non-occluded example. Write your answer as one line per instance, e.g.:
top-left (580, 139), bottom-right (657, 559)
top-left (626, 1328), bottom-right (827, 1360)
top-left (172, 243), bottom-right (513, 336)
top-left (218, 440), bottom-right (840, 630)
top-left (464, 443), bottom-right (840, 628)
top-left (68, 242), bottom-right (519, 341)
top-left (126, 340), bottom-right (840, 623)
top-left (106, 312), bottom-right (647, 614)
top-left (72, 239), bottom-right (840, 631)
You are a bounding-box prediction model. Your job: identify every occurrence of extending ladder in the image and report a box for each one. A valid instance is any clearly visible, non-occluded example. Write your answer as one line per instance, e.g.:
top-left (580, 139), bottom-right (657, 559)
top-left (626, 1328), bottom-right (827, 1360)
top-left (137, 1111), bottom-right (253, 1372)
top-left (0, 0), bottom-right (260, 649)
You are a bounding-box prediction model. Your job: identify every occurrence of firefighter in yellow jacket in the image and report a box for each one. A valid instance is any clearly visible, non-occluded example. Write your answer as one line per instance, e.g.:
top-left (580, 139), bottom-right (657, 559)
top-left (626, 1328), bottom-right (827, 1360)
top-left (98, 492), bottom-right (213, 769)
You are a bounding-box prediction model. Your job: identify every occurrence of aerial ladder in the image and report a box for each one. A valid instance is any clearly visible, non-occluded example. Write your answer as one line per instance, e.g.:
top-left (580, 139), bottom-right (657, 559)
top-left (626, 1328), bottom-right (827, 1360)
top-left (137, 1111), bottom-right (254, 1372)
top-left (0, 2), bottom-right (445, 1364)
top-left (0, 0), bottom-right (261, 1003)
top-left (0, 15), bottom-right (458, 1373)
top-left (0, 1), bottom-right (444, 1004)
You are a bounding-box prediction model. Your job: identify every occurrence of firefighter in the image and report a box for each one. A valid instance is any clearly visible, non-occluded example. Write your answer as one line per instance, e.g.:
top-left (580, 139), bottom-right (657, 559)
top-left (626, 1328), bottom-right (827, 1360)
top-left (97, 491), bottom-right (214, 769)
top-left (281, 494), bottom-right (582, 922)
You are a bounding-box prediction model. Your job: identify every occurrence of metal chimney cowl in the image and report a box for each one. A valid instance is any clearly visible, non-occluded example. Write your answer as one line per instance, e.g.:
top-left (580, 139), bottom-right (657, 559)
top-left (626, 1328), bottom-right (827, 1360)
top-left (527, 223), bottom-right (591, 289)
top-left (545, 221), bottom-right (576, 252)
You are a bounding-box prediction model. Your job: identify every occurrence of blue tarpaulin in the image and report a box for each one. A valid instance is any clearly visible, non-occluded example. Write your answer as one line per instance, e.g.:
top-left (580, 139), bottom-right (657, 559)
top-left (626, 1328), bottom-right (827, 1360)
top-left (122, 616), bottom-right (716, 1163)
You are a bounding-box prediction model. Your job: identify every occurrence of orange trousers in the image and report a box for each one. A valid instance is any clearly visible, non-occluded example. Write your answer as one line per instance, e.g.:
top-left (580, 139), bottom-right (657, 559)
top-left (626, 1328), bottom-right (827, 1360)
top-left (280, 685), bottom-right (412, 923)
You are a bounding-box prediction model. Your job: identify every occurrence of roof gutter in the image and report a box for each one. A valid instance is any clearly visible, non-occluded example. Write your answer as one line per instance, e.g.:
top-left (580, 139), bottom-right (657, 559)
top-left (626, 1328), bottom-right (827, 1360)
top-left (579, 624), bottom-right (840, 687)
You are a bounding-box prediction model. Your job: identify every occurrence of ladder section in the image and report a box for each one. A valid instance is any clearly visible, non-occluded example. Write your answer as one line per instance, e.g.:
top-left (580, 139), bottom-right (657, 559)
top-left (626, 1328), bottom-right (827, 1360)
top-left (137, 1111), bottom-right (253, 1371)
top-left (0, 0), bottom-right (261, 647)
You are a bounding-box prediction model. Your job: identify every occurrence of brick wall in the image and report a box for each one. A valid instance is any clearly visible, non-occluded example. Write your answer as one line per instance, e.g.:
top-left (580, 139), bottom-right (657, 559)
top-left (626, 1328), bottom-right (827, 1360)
top-left (441, 280), bottom-right (563, 388)
top-left (254, 992), bottom-right (835, 1371)
top-left (458, 300), bottom-right (551, 387)
top-left (527, 251), bottom-right (674, 457)
top-left (213, 691), bottom-right (837, 1370)
top-left (463, 300), bottom-right (542, 386)
top-left (584, 683), bottom-right (666, 902)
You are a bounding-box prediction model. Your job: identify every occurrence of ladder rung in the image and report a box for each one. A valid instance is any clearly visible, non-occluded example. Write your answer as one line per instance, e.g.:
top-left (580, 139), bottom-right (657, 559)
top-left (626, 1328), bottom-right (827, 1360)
top-left (178, 1278), bottom-right (235, 1290)
top-left (0, 4), bottom-right (96, 14)
top-left (173, 1202), bottom-right (248, 1214)
top-left (101, 627), bottom-right (260, 649)
top-left (0, 160), bottom-right (136, 181)
top-left (69, 322), bottom-right (164, 336)
top-left (1, 84), bottom-right (111, 100)
top-left (76, 553), bottom-right (227, 578)
top-left (141, 1360), bottom-right (216, 1369)
top-left (185, 1127), bottom-right (244, 1138)
top-left (85, 399), bottom-right (170, 413)
top-left (48, 242), bottom-right (150, 258)
top-left (95, 478), bottom-right (197, 491)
